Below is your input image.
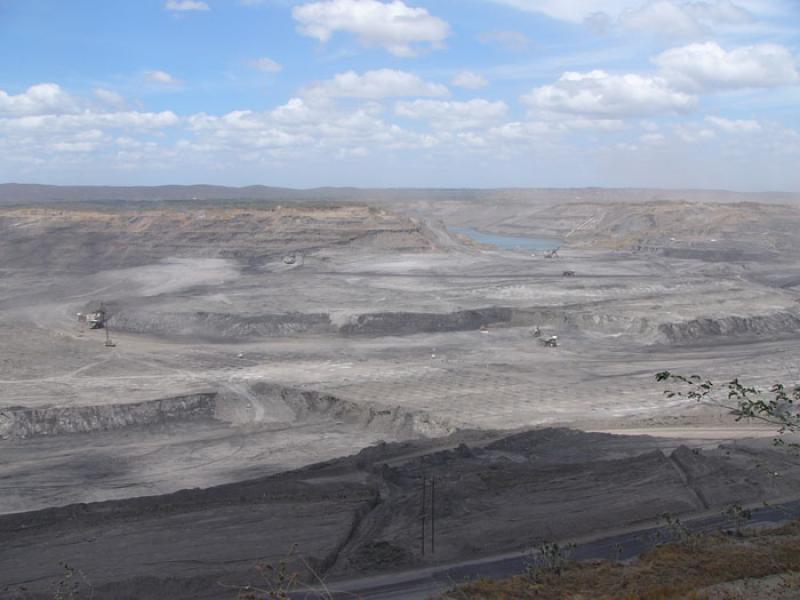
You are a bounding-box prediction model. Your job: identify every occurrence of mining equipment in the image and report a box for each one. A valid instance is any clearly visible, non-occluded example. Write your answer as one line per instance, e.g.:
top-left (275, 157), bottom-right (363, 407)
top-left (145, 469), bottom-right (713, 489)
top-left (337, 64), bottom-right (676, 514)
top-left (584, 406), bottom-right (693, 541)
top-left (544, 247), bottom-right (560, 259)
top-left (541, 335), bottom-right (558, 347)
top-left (282, 252), bottom-right (305, 266)
top-left (88, 304), bottom-right (107, 329)
top-left (562, 270), bottom-right (576, 277)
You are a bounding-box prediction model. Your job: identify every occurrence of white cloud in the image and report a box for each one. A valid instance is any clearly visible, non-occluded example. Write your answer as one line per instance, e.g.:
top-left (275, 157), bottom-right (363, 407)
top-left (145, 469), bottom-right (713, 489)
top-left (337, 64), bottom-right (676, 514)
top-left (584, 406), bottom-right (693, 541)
top-left (269, 98), bottom-right (316, 125)
top-left (0, 111), bottom-right (180, 134)
top-left (452, 71), bottom-right (488, 90)
top-left (0, 83), bottom-right (78, 117)
top-left (675, 123), bottom-right (718, 142)
top-left (488, 0), bottom-right (759, 23)
top-left (335, 145), bottom-right (370, 159)
top-left (3, 77), bottom-right (796, 190)
top-left (619, 1), bottom-right (755, 36)
top-left (477, 116), bottom-right (625, 145)
top-left (562, 118), bottom-right (627, 131)
top-left (706, 115), bottom-right (763, 133)
top-left (684, 0), bottom-right (754, 23)
top-left (523, 70), bottom-right (696, 118)
top-left (655, 42), bottom-right (800, 91)
top-left (93, 88), bottom-right (126, 110)
top-left (477, 30), bottom-right (532, 51)
top-left (249, 57), bottom-right (283, 73)
top-left (0, 104), bottom-right (181, 173)
top-left (165, 0), bottom-right (210, 11)
top-left (395, 99), bottom-right (508, 129)
top-left (182, 97), bottom-right (444, 162)
top-left (485, 121), bottom-right (561, 147)
top-left (487, 0), bottom-right (631, 23)
top-left (292, 0), bottom-right (450, 57)
top-left (489, 0), bottom-right (763, 37)
top-left (620, 1), bottom-right (705, 36)
top-left (640, 132), bottom-right (666, 144)
top-left (187, 95), bottom-right (435, 148)
top-left (146, 70), bottom-right (182, 86)
top-left (302, 69), bottom-right (448, 99)
top-left (48, 130), bottom-right (110, 153)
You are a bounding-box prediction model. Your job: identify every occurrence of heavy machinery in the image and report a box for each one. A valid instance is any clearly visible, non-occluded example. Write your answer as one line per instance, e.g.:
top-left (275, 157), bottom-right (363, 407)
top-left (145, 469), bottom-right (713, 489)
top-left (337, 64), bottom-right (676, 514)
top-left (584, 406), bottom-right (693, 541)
top-left (79, 303), bottom-right (115, 346)
top-left (541, 335), bottom-right (558, 347)
top-left (283, 251), bottom-right (304, 266)
top-left (87, 304), bottom-right (107, 329)
top-left (562, 270), bottom-right (576, 277)
top-left (544, 247), bottom-right (560, 259)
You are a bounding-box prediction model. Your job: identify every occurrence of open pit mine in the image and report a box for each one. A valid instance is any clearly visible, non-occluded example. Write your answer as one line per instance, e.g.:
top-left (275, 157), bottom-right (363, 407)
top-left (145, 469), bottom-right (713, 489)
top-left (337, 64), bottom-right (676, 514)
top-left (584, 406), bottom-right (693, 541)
top-left (2, 186), bottom-right (800, 599)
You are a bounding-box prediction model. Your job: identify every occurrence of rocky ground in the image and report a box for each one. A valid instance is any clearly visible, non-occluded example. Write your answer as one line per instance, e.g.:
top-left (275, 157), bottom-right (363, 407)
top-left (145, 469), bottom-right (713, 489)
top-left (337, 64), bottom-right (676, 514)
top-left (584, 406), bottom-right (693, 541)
top-left (1, 193), bottom-right (800, 598)
top-left (3, 428), bottom-right (800, 600)
top-left (441, 517), bottom-right (800, 600)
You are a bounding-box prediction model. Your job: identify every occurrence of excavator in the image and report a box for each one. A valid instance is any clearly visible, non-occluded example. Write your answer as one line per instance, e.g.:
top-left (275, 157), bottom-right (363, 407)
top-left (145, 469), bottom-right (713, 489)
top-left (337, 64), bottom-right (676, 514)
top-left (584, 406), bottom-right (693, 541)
top-left (78, 303), bottom-right (115, 347)
top-left (87, 304), bottom-right (107, 329)
top-left (532, 327), bottom-right (558, 347)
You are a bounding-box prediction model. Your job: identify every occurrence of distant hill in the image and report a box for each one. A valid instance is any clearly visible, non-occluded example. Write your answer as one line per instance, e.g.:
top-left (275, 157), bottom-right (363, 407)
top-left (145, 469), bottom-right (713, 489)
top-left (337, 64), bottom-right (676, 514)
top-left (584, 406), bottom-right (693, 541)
top-left (0, 183), bottom-right (305, 204)
top-left (1, 183), bottom-right (799, 206)
top-left (0, 204), bottom-right (435, 270)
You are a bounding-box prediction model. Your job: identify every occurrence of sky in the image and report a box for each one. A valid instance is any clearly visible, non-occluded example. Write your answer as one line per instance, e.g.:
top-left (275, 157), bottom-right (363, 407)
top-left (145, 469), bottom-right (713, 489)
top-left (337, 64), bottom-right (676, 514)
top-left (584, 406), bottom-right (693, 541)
top-left (0, 0), bottom-right (798, 190)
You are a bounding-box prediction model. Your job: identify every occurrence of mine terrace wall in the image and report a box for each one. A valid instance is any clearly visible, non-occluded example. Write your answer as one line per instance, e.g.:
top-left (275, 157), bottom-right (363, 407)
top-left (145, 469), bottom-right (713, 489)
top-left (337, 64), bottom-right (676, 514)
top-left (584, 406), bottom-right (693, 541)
top-left (0, 393), bottom-right (217, 439)
top-left (0, 384), bottom-right (455, 440)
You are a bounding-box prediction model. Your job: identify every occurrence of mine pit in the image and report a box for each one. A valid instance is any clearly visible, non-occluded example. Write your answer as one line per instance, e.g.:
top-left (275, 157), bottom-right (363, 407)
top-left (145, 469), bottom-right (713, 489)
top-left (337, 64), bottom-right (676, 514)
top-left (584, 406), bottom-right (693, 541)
top-left (2, 193), bottom-right (800, 599)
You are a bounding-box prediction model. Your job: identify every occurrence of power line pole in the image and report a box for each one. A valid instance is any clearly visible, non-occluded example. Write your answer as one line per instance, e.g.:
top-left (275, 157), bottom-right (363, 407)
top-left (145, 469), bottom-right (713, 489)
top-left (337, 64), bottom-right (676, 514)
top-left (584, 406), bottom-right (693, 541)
top-left (431, 477), bottom-right (435, 554)
top-left (420, 476), bottom-right (426, 557)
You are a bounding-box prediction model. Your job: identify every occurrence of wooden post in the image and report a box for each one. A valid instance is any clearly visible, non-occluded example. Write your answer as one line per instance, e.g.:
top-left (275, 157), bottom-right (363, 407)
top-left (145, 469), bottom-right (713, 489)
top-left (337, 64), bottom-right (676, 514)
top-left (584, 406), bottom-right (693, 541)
top-left (421, 477), bottom-right (426, 557)
top-left (431, 478), bottom-right (435, 554)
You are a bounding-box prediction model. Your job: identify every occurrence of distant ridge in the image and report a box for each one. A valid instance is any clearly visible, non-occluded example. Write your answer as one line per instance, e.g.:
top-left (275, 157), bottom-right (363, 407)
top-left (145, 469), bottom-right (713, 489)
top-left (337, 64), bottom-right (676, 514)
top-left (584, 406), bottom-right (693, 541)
top-left (1, 183), bottom-right (798, 206)
top-left (0, 183), bottom-right (303, 204)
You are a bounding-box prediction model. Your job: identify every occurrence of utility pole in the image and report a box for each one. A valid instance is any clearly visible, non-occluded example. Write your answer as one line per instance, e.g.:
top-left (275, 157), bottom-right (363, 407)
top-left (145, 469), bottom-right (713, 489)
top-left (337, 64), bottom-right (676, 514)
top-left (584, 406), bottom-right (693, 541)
top-left (104, 321), bottom-right (115, 347)
top-left (420, 476), bottom-right (437, 557)
top-left (420, 477), bottom-right (426, 557)
top-left (431, 478), bottom-right (435, 554)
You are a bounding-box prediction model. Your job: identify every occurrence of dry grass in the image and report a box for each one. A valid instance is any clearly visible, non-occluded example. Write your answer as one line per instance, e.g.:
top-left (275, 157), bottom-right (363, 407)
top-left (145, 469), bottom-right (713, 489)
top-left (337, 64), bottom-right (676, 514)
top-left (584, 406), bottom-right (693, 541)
top-left (442, 521), bottom-right (800, 600)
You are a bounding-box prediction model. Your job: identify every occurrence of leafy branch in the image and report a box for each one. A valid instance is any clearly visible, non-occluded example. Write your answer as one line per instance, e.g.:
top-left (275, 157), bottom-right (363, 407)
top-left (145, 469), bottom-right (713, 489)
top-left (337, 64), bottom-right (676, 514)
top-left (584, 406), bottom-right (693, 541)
top-left (656, 371), bottom-right (800, 449)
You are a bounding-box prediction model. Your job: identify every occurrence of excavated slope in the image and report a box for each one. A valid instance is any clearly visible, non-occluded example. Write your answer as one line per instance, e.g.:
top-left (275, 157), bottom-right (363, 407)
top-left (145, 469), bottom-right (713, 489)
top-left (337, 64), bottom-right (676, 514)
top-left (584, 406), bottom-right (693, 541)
top-left (0, 383), bottom-right (454, 440)
top-left (0, 204), bottom-right (436, 270)
top-left (105, 303), bottom-right (800, 344)
top-left (465, 201), bottom-right (800, 255)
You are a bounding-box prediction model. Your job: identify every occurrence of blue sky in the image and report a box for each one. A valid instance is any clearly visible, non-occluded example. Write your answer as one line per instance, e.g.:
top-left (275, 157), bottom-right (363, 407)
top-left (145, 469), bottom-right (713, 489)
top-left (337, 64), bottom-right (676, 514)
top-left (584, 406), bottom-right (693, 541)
top-left (0, 0), bottom-right (798, 190)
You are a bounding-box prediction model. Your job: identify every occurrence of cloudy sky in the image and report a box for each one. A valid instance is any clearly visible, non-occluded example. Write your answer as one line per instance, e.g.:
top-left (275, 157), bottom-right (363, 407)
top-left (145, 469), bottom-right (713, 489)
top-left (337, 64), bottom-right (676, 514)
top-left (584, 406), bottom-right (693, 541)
top-left (1, 0), bottom-right (798, 190)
